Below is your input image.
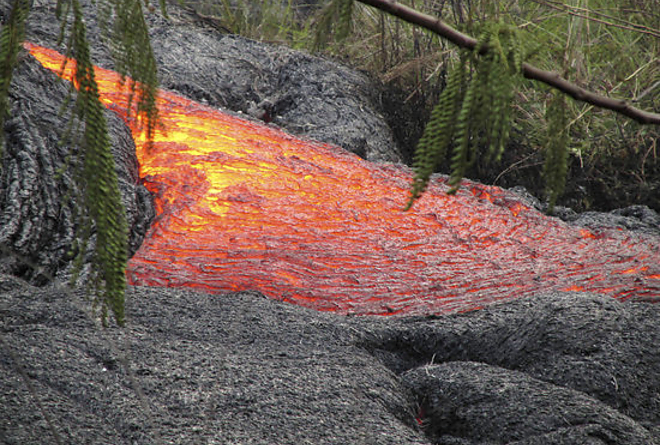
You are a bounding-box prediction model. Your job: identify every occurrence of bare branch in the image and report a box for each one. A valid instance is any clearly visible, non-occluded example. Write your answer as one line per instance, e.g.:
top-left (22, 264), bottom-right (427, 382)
top-left (356, 0), bottom-right (660, 125)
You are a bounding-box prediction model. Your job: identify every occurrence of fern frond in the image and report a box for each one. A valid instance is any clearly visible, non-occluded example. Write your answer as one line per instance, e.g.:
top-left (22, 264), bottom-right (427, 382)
top-left (313, 0), bottom-right (356, 49)
top-left (52, 0), bottom-right (164, 325)
top-left (0, 0), bottom-right (31, 161)
top-left (2, 0), bottom-right (163, 325)
top-left (106, 0), bottom-right (161, 147)
top-left (59, 0), bottom-right (130, 326)
top-left (472, 29), bottom-right (497, 157)
top-left (448, 65), bottom-right (478, 193)
top-left (485, 52), bottom-right (510, 162)
top-left (504, 26), bottom-right (523, 75)
top-left (336, 0), bottom-right (354, 42)
top-left (405, 56), bottom-right (466, 209)
top-left (407, 20), bottom-right (523, 203)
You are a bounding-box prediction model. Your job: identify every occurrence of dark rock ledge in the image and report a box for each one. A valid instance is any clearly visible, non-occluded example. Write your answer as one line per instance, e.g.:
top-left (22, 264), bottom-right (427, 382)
top-left (2, 279), bottom-right (659, 444)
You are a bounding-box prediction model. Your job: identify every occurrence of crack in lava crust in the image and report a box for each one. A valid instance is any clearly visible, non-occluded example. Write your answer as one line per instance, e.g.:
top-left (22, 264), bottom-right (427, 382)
top-left (27, 43), bottom-right (660, 316)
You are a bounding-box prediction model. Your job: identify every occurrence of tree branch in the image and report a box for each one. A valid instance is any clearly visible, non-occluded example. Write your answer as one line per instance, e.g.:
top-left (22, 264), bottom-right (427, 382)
top-left (356, 0), bottom-right (660, 125)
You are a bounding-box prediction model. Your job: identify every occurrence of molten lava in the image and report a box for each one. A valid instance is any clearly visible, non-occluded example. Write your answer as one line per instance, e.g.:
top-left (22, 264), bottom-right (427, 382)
top-left (27, 43), bottom-right (660, 316)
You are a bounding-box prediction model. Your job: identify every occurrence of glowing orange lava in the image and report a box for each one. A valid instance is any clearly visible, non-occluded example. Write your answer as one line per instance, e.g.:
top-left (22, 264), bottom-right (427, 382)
top-left (27, 43), bottom-right (660, 315)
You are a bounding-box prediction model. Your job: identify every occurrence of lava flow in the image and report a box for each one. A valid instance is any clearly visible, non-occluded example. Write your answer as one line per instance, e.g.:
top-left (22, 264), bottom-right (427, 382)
top-left (27, 43), bottom-right (660, 316)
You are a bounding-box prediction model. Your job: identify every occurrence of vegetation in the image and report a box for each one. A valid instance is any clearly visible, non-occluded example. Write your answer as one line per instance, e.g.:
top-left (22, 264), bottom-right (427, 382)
top-left (195, 0), bottom-right (659, 211)
top-left (0, 5), bottom-right (657, 442)
top-left (406, 21), bottom-right (524, 208)
top-left (1, 0), bottom-right (162, 326)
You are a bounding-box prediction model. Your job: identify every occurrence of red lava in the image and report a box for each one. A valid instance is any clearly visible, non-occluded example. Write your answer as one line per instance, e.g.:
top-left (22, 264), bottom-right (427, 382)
top-left (27, 42), bottom-right (660, 316)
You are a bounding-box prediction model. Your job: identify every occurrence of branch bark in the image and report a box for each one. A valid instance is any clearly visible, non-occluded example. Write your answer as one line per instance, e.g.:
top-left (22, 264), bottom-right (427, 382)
top-left (356, 0), bottom-right (660, 125)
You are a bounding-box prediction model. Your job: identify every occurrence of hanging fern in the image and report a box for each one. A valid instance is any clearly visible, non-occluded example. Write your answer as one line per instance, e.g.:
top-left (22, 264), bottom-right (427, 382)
top-left (314, 0), bottom-right (355, 49)
top-left (58, 0), bottom-right (165, 325)
top-left (313, 4), bottom-right (575, 212)
top-left (405, 54), bottom-right (466, 209)
top-left (336, 0), bottom-right (354, 41)
top-left (0, 0), bottom-right (164, 326)
top-left (407, 21), bottom-right (524, 203)
top-left (448, 52), bottom-right (480, 192)
top-left (106, 0), bottom-right (161, 146)
top-left (55, 0), bottom-right (130, 326)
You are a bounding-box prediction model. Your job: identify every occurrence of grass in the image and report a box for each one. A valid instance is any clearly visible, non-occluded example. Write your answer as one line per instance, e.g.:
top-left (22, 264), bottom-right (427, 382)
top-left (179, 0), bottom-right (660, 211)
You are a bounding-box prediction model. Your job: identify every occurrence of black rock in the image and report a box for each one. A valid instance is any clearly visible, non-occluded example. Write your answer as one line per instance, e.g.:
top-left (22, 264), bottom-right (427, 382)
top-left (360, 292), bottom-right (660, 444)
top-left (404, 361), bottom-right (654, 445)
top-left (0, 278), bottom-right (427, 444)
top-left (2, 281), bottom-right (659, 444)
top-left (0, 55), bottom-right (154, 284)
top-left (8, 0), bottom-right (405, 163)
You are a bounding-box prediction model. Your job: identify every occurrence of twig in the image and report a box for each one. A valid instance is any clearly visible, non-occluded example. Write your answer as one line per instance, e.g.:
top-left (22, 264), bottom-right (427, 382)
top-left (529, 0), bottom-right (660, 39)
top-left (0, 335), bottom-right (65, 445)
top-left (355, 0), bottom-right (660, 125)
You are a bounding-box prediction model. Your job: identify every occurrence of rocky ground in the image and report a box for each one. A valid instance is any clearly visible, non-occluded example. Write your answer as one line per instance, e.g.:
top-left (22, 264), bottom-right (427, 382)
top-left (2, 278), bottom-right (659, 444)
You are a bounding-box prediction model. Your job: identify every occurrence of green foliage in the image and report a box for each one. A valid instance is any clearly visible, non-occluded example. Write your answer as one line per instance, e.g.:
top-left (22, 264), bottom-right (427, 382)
top-left (336, 0), bottom-right (354, 42)
top-left (1, 0), bottom-right (163, 326)
top-left (543, 90), bottom-right (569, 211)
top-left (199, 0), bottom-right (659, 210)
top-left (406, 55), bottom-right (466, 207)
top-left (107, 0), bottom-right (161, 146)
top-left (0, 0), bottom-right (30, 162)
top-left (56, 0), bottom-right (130, 326)
top-left (406, 21), bottom-right (523, 207)
top-left (314, 0), bottom-right (354, 48)
top-left (507, 0), bottom-right (660, 210)
top-left (208, 0), bottom-right (312, 48)
top-left (309, 0), bottom-right (659, 211)
top-left (60, 0), bottom-right (164, 325)
top-left (318, 1), bottom-right (447, 91)
top-left (324, 0), bottom-right (659, 210)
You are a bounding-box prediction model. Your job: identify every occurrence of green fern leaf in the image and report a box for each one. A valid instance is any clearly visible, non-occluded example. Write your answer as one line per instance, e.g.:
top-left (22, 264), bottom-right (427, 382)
top-left (406, 56), bottom-right (466, 209)
top-left (61, 0), bottom-right (130, 326)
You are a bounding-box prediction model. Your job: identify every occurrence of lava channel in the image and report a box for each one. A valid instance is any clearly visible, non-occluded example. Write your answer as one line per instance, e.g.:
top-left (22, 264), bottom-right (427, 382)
top-left (27, 43), bottom-right (660, 316)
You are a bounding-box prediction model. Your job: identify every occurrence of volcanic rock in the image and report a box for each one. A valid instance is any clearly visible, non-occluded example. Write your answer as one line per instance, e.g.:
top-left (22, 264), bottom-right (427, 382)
top-left (568, 204), bottom-right (660, 236)
top-left (152, 27), bottom-right (404, 163)
top-left (2, 280), bottom-right (659, 444)
top-left (15, 0), bottom-right (405, 163)
top-left (361, 292), bottom-right (660, 443)
top-left (0, 55), bottom-right (154, 283)
top-left (404, 361), bottom-right (654, 445)
top-left (0, 277), bottom-right (426, 444)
